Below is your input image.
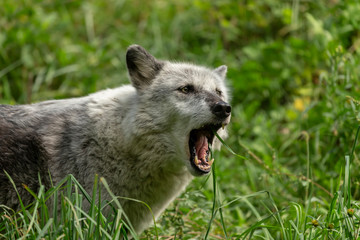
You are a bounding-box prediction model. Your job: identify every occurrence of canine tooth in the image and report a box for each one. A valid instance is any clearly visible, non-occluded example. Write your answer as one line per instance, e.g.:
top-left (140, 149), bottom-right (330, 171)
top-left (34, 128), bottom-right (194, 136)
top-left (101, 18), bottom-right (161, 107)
top-left (194, 155), bottom-right (199, 166)
top-left (222, 124), bottom-right (225, 130)
top-left (208, 158), bottom-right (214, 166)
top-left (204, 165), bottom-right (211, 170)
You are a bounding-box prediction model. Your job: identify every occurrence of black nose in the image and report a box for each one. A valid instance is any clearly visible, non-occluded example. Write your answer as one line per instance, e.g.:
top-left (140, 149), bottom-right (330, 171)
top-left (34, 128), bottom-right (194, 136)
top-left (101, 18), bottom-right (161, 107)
top-left (211, 101), bottom-right (231, 118)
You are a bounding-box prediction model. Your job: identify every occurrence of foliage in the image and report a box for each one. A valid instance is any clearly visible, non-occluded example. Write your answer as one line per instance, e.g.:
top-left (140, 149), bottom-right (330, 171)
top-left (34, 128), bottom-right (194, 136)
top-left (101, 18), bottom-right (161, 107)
top-left (1, 0), bottom-right (360, 239)
top-left (0, 174), bottom-right (138, 239)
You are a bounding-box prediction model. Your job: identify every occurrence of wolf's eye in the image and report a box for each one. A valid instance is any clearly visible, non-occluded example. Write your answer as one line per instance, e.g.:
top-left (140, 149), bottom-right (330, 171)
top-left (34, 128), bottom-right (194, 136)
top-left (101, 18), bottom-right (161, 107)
top-left (216, 89), bottom-right (222, 96)
top-left (178, 85), bottom-right (194, 94)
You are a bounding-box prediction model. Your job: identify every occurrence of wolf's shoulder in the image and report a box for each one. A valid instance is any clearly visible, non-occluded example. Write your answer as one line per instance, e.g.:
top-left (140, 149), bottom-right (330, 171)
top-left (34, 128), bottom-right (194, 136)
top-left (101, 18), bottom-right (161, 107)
top-left (88, 84), bottom-right (136, 103)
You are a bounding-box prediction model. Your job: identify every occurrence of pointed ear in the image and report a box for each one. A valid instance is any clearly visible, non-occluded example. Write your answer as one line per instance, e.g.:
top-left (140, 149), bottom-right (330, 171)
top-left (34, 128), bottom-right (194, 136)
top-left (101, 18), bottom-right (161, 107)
top-left (126, 45), bottom-right (164, 89)
top-left (213, 65), bottom-right (227, 79)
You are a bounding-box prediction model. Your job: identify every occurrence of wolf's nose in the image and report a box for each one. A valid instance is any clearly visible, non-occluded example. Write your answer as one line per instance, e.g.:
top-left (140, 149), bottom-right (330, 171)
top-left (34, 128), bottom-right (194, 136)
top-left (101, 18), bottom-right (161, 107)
top-left (211, 101), bottom-right (231, 118)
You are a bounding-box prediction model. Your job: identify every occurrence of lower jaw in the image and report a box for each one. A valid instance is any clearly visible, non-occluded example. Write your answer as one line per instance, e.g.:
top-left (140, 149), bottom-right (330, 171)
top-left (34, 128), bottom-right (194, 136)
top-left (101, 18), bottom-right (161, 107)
top-left (189, 161), bottom-right (212, 175)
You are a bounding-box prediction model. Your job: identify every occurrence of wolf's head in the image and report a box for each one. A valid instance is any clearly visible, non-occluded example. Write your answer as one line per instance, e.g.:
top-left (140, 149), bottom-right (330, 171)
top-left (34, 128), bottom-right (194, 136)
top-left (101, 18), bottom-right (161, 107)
top-left (126, 45), bottom-right (231, 176)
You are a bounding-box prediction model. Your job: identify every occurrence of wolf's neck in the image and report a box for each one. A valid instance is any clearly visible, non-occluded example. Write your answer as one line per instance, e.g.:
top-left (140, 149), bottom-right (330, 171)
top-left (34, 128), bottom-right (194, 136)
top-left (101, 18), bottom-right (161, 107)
top-left (85, 85), bottom-right (194, 233)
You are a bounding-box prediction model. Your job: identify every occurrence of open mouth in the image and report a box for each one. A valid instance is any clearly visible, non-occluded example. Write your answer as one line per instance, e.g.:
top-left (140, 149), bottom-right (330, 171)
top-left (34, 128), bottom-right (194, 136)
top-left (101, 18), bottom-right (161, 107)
top-left (188, 124), bottom-right (223, 174)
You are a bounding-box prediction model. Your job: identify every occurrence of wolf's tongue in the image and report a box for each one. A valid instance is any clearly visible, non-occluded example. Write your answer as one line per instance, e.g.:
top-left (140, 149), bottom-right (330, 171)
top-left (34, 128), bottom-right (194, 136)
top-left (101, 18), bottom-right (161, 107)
top-left (195, 134), bottom-right (208, 161)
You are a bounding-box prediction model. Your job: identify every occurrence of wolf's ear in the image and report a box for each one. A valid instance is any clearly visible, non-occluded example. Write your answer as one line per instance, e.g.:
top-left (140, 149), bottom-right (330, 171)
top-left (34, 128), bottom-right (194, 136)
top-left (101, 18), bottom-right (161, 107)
top-left (214, 65), bottom-right (227, 79)
top-left (126, 45), bottom-right (164, 89)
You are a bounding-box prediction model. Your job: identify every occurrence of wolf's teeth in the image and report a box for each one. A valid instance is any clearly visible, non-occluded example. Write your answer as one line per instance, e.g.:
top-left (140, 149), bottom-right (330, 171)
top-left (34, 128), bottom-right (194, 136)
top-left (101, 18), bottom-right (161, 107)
top-left (222, 124), bottom-right (225, 130)
top-left (208, 158), bottom-right (214, 166)
top-left (194, 155), bottom-right (199, 166)
top-left (204, 165), bottom-right (212, 170)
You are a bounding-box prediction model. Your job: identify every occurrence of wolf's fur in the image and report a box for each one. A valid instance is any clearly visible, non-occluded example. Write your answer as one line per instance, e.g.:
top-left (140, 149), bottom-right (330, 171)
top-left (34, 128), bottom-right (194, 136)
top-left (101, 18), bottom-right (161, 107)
top-left (0, 45), bottom-right (231, 234)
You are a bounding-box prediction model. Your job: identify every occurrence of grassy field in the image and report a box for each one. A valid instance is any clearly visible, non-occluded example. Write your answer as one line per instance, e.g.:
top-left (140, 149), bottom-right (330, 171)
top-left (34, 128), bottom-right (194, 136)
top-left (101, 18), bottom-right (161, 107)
top-left (1, 0), bottom-right (360, 239)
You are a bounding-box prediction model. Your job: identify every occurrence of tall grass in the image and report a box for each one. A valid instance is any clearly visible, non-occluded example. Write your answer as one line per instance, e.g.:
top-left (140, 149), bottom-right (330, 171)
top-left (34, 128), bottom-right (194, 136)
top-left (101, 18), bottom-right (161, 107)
top-left (0, 130), bottom-right (359, 239)
top-left (0, 174), bottom-right (152, 240)
top-left (197, 127), bottom-right (360, 239)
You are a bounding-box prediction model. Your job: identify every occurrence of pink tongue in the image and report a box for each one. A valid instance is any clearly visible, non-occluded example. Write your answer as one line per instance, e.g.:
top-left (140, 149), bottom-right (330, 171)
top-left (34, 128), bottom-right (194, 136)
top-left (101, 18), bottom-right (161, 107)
top-left (195, 135), bottom-right (208, 161)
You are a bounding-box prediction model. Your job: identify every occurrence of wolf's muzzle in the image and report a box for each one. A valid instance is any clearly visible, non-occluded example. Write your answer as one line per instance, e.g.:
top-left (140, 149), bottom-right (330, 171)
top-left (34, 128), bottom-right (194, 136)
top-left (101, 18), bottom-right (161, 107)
top-left (211, 101), bottom-right (231, 119)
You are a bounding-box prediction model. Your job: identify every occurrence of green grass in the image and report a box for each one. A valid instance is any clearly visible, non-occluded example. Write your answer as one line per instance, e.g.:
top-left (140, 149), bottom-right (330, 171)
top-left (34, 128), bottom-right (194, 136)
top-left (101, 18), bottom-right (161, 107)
top-left (1, 0), bottom-right (360, 239)
top-left (1, 130), bottom-right (359, 239)
top-left (0, 174), bottom-right (140, 239)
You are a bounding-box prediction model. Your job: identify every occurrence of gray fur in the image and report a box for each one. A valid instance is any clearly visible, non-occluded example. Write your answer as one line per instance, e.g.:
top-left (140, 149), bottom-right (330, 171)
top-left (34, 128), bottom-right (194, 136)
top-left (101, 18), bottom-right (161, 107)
top-left (0, 45), bottom-right (231, 234)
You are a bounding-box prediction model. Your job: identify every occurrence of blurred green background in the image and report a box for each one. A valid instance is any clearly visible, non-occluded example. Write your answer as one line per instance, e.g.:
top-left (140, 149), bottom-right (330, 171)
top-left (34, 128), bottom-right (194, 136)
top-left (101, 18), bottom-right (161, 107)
top-left (1, 0), bottom-right (360, 238)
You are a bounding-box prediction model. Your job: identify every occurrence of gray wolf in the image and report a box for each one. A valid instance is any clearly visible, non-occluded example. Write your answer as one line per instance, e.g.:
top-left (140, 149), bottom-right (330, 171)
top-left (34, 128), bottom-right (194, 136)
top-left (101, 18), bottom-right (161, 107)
top-left (0, 45), bottom-right (231, 234)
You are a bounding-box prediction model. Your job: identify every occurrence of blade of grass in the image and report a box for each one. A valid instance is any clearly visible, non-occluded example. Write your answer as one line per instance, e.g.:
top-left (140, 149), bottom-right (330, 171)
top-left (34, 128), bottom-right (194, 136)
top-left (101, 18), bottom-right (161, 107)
top-left (96, 179), bottom-right (101, 239)
top-left (204, 145), bottom-right (228, 239)
top-left (263, 193), bottom-right (286, 239)
top-left (344, 155), bottom-right (350, 209)
top-left (0, 60), bottom-right (22, 79)
top-left (349, 125), bottom-right (360, 163)
top-left (35, 218), bottom-right (53, 240)
top-left (24, 185), bottom-right (44, 238)
top-left (64, 196), bottom-right (84, 240)
top-left (112, 209), bottom-right (124, 240)
top-left (88, 174), bottom-right (99, 239)
top-left (3, 171), bottom-right (29, 226)
top-left (214, 132), bottom-right (247, 160)
top-left (243, 198), bottom-right (273, 240)
top-left (73, 205), bottom-right (113, 239)
top-left (100, 177), bottom-right (142, 240)
top-left (218, 198), bottom-right (228, 239)
top-left (237, 209), bottom-right (283, 239)
top-left (204, 160), bottom-right (218, 240)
